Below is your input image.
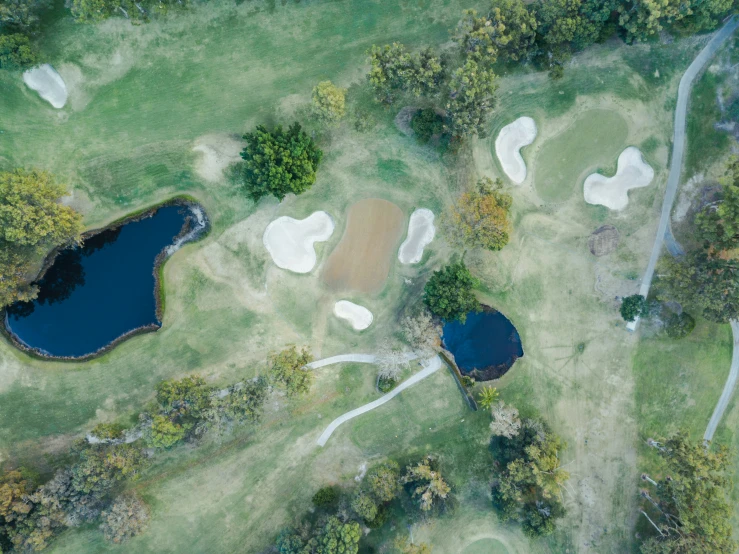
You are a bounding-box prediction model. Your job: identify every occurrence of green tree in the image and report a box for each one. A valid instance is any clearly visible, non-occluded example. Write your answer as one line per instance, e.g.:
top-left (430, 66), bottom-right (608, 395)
top-left (269, 345), bottom-right (314, 397)
top-left (410, 108), bottom-right (444, 143)
top-left (90, 423), bottom-right (126, 441)
top-left (491, 0), bottom-right (538, 62)
top-left (423, 261), bottom-right (481, 323)
top-left (477, 386), bottom-right (499, 410)
top-left (351, 490), bottom-right (378, 522)
top-left (306, 517), bottom-right (361, 554)
top-left (156, 375), bottom-right (212, 420)
top-left (443, 177), bottom-right (512, 251)
top-left (69, 441), bottom-right (148, 496)
top-left (0, 33), bottom-right (39, 69)
top-left (696, 157), bottom-right (739, 252)
top-left (367, 43), bottom-right (444, 104)
top-left (640, 431), bottom-right (736, 554)
top-left (149, 415), bottom-right (188, 448)
top-left (312, 81), bottom-right (346, 123)
top-left (366, 460), bottom-right (400, 503)
top-left (445, 58), bottom-right (497, 138)
top-left (617, 0), bottom-right (684, 42)
top-left (665, 311), bottom-right (695, 339)
top-left (660, 253), bottom-right (739, 324)
top-left (0, 169), bottom-right (83, 309)
top-left (240, 123), bottom-right (323, 202)
top-left (208, 376), bottom-right (268, 426)
top-left (100, 493), bottom-right (150, 544)
top-left (491, 418), bottom-right (569, 537)
top-left (0, 170), bottom-right (82, 248)
top-left (311, 486), bottom-right (339, 509)
top-left (0, 0), bottom-right (50, 33)
top-left (452, 8), bottom-right (506, 65)
top-left (401, 456), bottom-right (451, 512)
top-left (620, 294), bottom-right (646, 322)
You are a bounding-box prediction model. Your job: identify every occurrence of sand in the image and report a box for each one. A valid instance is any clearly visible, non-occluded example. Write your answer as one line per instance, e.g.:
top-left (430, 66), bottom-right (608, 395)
top-left (322, 198), bottom-right (405, 293)
top-left (23, 64), bottom-right (68, 109)
top-left (495, 116), bottom-right (537, 184)
top-left (398, 208), bottom-right (435, 264)
top-left (583, 147), bottom-right (655, 210)
top-left (192, 134), bottom-right (245, 182)
top-left (333, 301), bottom-right (374, 330)
top-left (263, 211), bottom-right (334, 273)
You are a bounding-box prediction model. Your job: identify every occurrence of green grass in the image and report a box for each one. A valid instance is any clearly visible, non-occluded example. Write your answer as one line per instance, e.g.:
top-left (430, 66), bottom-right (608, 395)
top-left (685, 68), bottom-right (731, 176)
top-left (533, 109), bottom-right (629, 203)
top-left (463, 538), bottom-right (510, 554)
top-left (633, 319), bottom-right (732, 440)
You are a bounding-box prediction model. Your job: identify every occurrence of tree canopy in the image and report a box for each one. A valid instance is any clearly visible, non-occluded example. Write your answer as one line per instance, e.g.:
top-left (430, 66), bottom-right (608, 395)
top-left (367, 43), bottom-right (444, 104)
top-left (696, 157), bottom-right (739, 252)
top-left (443, 177), bottom-right (512, 251)
top-left (269, 345), bottom-right (314, 397)
top-left (240, 123), bottom-right (323, 202)
top-left (0, 169), bottom-right (83, 309)
top-left (401, 456), bottom-right (452, 513)
top-left (491, 417), bottom-right (569, 536)
top-left (423, 261), bottom-right (481, 323)
top-left (620, 294), bottom-right (646, 322)
top-left (640, 432), bottom-right (736, 554)
top-left (311, 80), bottom-right (346, 123)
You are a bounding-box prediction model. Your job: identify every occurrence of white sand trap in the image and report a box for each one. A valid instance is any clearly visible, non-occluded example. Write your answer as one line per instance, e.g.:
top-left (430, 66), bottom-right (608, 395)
top-left (583, 147), bottom-right (655, 210)
top-left (263, 211), bottom-right (334, 273)
top-left (398, 208), bottom-right (435, 264)
top-left (495, 116), bottom-right (537, 184)
top-left (23, 64), bottom-right (68, 109)
top-left (192, 134), bottom-right (245, 182)
top-left (333, 301), bottom-right (374, 330)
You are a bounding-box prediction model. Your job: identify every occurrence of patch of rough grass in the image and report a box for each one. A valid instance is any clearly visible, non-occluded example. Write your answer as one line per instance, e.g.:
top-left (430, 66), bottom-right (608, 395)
top-left (685, 68), bottom-right (731, 176)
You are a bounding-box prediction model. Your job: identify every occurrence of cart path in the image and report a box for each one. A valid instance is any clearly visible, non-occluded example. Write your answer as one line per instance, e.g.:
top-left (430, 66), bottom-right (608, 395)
top-left (627, 15), bottom-right (739, 332)
top-left (316, 355), bottom-right (443, 446)
top-left (704, 321), bottom-right (739, 442)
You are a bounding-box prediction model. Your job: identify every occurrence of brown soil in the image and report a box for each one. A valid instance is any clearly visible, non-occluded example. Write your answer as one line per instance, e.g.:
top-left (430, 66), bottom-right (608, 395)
top-left (588, 224), bottom-right (620, 256)
top-left (322, 198), bottom-right (405, 293)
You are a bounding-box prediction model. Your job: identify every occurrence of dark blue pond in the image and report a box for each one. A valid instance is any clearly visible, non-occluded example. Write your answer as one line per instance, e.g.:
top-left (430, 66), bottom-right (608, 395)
top-left (442, 308), bottom-right (523, 381)
top-left (5, 205), bottom-right (201, 358)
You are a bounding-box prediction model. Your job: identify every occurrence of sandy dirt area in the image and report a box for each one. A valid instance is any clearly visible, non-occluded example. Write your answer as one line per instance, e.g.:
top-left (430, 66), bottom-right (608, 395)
top-left (333, 301), bottom-right (374, 330)
top-left (495, 116), bottom-right (537, 184)
top-left (322, 198), bottom-right (404, 293)
top-left (398, 208), bottom-right (435, 264)
top-left (263, 211), bottom-right (334, 273)
top-left (192, 134), bottom-right (245, 182)
top-left (23, 64), bottom-right (68, 109)
top-left (583, 147), bottom-right (654, 210)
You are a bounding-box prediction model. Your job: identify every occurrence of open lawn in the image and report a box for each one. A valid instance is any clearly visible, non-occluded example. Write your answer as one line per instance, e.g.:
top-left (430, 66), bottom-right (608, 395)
top-left (0, 1), bottom-right (731, 552)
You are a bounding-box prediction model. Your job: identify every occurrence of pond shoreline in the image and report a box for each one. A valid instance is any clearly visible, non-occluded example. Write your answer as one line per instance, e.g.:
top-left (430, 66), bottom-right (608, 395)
top-left (1, 195), bottom-right (210, 362)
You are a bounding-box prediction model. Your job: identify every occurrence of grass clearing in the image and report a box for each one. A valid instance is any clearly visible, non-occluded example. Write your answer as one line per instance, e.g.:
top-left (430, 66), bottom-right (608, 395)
top-left (533, 109), bottom-right (629, 203)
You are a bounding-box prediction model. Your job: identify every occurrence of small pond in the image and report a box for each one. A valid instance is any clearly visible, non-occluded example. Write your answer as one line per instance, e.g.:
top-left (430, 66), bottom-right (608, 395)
top-left (5, 203), bottom-right (206, 359)
top-left (442, 307), bottom-right (523, 381)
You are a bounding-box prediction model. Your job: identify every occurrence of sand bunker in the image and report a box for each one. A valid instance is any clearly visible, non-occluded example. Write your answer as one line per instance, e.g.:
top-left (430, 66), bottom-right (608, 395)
top-left (398, 208), bottom-right (435, 264)
top-left (322, 198), bottom-right (404, 293)
top-left (193, 134), bottom-right (244, 182)
top-left (584, 147), bottom-right (654, 210)
top-left (263, 211), bottom-right (334, 273)
top-left (495, 116), bottom-right (537, 184)
top-left (333, 301), bottom-right (374, 330)
top-left (23, 64), bottom-right (68, 109)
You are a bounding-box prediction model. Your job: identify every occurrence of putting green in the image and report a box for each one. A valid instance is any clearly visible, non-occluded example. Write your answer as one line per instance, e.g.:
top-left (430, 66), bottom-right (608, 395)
top-left (533, 109), bottom-right (628, 203)
top-left (462, 538), bottom-right (510, 554)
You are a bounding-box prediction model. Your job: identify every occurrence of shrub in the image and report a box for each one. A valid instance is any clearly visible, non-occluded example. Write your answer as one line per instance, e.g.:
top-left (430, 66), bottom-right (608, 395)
top-left (100, 494), bottom-right (150, 544)
top-left (665, 312), bottom-right (696, 339)
top-left (312, 81), bottom-right (346, 123)
top-left (378, 377), bottom-right (397, 393)
top-left (311, 486), bottom-right (339, 508)
top-left (410, 108), bottom-right (443, 143)
top-left (620, 294), bottom-right (646, 322)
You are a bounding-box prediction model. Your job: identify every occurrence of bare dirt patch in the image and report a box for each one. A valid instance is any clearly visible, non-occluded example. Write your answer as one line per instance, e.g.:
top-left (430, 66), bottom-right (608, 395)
top-left (322, 198), bottom-right (404, 293)
top-left (588, 225), bottom-right (620, 256)
top-left (192, 134), bottom-right (244, 182)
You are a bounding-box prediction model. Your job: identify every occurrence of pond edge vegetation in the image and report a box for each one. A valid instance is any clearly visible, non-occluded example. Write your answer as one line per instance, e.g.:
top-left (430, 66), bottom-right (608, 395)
top-left (1, 195), bottom-right (210, 363)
